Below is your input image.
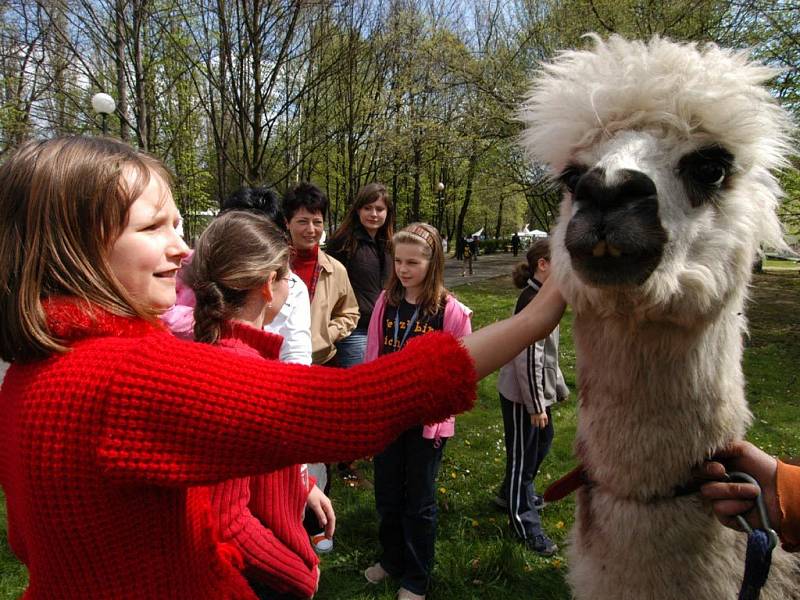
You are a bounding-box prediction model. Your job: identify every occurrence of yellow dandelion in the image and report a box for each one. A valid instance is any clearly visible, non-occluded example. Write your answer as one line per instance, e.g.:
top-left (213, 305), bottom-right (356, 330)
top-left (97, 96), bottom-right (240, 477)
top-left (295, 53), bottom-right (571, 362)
top-left (556, 521), bottom-right (565, 529)
top-left (439, 487), bottom-right (447, 494)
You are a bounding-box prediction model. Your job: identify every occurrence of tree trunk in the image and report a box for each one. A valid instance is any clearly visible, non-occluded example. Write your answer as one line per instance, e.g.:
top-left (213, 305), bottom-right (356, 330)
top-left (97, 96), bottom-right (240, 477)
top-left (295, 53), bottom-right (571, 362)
top-left (114, 0), bottom-right (128, 140)
top-left (455, 150), bottom-right (478, 260)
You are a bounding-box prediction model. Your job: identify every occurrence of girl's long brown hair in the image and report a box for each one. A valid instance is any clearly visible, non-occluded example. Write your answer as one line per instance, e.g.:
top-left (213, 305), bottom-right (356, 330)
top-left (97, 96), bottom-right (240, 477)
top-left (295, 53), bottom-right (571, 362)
top-left (0, 136), bottom-right (172, 362)
top-left (329, 183), bottom-right (394, 258)
top-left (385, 222), bottom-right (449, 317)
top-left (186, 211), bottom-right (289, 344)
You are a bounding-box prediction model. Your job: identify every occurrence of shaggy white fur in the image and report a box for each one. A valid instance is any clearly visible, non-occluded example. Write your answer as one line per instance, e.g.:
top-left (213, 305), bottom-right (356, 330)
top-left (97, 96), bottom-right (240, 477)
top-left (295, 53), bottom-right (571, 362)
top-left (520, 35), bottom-right (799, 599)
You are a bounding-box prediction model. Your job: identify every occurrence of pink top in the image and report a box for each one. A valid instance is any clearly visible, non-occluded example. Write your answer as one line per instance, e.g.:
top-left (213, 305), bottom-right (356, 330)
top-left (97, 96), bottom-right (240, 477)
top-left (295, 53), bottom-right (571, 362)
top-left (366, 291), bottom-right (472, 441)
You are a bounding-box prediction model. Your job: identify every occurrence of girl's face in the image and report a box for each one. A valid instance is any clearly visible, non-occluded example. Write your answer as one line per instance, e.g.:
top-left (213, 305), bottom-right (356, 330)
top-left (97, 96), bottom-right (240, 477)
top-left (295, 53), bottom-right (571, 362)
top-left (358, 197), bottom-right (388, 237)
top-left (394, 242), bottom-right (430, 294)
top-left (108, 172), bottom-right (189, 311)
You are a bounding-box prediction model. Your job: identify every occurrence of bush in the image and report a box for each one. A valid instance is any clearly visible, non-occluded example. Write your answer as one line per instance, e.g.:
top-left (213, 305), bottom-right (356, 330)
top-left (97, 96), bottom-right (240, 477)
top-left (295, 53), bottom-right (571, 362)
top-left (478, 239), bottom-right (506, 254)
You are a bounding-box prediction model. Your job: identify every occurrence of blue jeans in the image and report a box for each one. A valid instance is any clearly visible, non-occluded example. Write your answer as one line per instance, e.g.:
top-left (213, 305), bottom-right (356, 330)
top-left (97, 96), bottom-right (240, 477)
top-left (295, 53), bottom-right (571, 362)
top-left (499, 395), bottom-right (553, 540)
top-left (335, 329), bottom-right (367, 368)
top-left (374, 426), bottom-right (446, 595)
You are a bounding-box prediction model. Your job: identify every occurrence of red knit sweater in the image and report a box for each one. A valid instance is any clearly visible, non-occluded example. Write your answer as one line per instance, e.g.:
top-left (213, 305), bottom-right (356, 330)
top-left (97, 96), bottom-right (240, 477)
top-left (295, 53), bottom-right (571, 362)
top-left (211, 323), bottom-right (318, 598)
top-left (0, 299), bottom-right (476, 599)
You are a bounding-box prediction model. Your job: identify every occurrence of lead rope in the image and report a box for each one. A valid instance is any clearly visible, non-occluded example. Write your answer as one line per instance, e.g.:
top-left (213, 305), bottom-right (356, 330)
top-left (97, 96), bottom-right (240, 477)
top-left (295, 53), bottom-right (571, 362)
top-left (728, 472), bottom-right (779, 600)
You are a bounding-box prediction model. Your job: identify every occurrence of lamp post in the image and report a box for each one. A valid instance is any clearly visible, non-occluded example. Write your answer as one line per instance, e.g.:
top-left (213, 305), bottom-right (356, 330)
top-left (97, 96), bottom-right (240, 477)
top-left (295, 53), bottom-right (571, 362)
top-left (436, 181), bottom-right (445, 229)
top-left (91, 93), bottom-right (116, 135)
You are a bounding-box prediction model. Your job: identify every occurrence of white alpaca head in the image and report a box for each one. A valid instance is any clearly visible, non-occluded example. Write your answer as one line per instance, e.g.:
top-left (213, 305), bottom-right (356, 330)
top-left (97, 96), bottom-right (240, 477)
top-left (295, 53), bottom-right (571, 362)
top-left (520, 35), bottom-right (794, 322)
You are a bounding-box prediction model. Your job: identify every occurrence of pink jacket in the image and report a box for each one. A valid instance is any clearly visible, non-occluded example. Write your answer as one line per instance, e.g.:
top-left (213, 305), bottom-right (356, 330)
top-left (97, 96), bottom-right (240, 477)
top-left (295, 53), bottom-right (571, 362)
top-left (366, 291), bottom-right (472, 441)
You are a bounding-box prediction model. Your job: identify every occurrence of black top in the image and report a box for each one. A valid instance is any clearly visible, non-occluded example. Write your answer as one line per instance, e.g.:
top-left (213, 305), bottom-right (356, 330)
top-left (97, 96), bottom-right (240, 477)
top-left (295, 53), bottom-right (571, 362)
top-left (327, 226), bottom-right (392, 330)
top-left (379, 299), bottom-right (445, 355)
top-left (514, 278), bottom-right (541, 314)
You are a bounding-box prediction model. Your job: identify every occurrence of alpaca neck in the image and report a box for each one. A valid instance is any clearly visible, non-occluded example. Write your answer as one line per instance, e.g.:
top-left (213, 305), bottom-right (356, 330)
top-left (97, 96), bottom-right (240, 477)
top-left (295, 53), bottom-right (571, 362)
top-left (572, 308), bottom-right (750, 500)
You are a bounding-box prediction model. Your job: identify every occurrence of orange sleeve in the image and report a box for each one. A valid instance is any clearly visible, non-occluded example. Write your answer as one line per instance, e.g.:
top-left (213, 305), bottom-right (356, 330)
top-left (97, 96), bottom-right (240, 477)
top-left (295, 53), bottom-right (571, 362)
top-left (776, 460), bottom-right (800, 552)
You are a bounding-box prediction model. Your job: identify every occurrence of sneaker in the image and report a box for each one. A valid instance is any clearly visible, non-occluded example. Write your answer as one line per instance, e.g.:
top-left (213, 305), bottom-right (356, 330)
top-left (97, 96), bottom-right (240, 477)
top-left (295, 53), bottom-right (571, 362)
top-left (364, 562), bottom-right (389, 584)
top-left (310, 533), bottom-right (333, 554)
top-left (397, 588), bottom-right (425, 600)
top-left (526, 533), bottom-right (558, 556)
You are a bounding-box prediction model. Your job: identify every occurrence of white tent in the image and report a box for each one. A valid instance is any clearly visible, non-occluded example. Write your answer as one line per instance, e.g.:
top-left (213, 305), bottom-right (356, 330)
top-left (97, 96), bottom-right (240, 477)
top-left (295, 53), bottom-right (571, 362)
top-left (517, 224), bottom-right (548, 238)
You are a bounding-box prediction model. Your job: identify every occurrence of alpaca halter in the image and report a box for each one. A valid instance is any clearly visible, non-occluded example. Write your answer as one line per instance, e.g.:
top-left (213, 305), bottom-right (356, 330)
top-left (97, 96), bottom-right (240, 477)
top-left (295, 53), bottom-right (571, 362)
top-left (542, 463), bottom-right (699, 504)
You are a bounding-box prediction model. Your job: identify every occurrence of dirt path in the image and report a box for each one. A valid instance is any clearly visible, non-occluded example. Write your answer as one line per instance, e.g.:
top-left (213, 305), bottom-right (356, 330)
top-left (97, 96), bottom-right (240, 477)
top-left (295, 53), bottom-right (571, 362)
top-left (444, 252), bottom-right (522, 288)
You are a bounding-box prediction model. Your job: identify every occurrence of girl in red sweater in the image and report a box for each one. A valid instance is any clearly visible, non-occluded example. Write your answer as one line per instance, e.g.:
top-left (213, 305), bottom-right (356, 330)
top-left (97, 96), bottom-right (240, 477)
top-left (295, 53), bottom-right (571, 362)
top-left (0, 136), bottom-right (565, 599)
top-left (186, 211), bottom-right (331, 599)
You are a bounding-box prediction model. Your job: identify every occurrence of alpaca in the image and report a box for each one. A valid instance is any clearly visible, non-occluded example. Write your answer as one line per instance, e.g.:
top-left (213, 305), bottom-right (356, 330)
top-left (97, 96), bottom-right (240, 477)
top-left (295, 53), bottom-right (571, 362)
top-left (520, 36), bottom-right (800, 599)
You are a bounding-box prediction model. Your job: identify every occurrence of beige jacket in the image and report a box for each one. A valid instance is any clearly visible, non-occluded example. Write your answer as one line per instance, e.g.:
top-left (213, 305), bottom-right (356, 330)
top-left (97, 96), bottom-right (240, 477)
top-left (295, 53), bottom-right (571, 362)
top-left (311, 250), bottom-right (359, 364)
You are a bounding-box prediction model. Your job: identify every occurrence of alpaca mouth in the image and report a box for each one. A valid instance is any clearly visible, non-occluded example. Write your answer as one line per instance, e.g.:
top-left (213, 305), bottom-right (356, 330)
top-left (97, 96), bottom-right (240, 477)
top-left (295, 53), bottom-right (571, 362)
top-left (564, 210), bottom-right (667, 287)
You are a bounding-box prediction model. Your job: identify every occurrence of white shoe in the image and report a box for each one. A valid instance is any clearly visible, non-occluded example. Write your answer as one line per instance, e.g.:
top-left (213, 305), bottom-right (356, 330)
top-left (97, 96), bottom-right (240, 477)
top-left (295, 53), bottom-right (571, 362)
top-left (364, 562), bottom-right (389, 584)
top-left (310, 533), bottom-right (333, 553)
top-left (397, 588), bottom-right (425, 600)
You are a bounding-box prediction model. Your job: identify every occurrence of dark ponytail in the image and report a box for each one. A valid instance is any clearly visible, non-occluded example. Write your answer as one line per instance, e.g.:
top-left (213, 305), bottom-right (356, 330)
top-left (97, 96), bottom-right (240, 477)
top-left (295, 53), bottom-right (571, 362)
top-left (511, 238), bottom-right (550, 289)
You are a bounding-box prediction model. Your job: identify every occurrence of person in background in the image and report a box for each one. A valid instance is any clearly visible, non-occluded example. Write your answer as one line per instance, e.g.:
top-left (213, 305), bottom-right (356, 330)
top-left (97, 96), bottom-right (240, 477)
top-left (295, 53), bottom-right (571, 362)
top-left (283, 182), bottom-right (358, 367)
top-left (511, 232), bottom-right (520, 257)
top-left (697, 440), bottom-right (799, 552)
top-left (494, 238), bottom-right (568, 556)
top-left (326, 183), bottom-right (393, 368)
top-left (283, 182), bottom-right (359, 553)
top-left (363, 223), bottom-right (472, 600)
top-left (462, 238), bottom-right (473, 277)
top-left (188, 211), bottom-right (331, 599)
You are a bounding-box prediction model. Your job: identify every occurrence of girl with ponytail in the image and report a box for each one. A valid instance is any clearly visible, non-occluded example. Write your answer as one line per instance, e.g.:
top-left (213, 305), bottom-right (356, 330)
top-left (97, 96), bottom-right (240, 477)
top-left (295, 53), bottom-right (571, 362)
top-left (186, 210), bottom-right (334, 599)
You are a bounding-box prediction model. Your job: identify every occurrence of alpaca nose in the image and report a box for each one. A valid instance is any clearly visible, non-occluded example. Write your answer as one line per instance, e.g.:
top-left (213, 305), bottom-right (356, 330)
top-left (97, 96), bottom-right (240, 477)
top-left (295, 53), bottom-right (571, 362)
top-left (573, 168), bottom-right (657, 214)
top-left (564, 168), bottom-right (667, 286)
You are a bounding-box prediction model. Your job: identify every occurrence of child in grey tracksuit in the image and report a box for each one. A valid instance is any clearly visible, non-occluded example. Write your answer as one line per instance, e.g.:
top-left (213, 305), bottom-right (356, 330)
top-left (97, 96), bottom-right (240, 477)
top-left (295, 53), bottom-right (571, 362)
top-left (496, 238), bottom-right (568, 556)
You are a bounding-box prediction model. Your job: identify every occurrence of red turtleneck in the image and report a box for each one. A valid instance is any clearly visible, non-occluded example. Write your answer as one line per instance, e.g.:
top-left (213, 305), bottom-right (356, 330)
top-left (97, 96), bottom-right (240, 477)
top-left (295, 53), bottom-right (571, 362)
top-left (291, 246), bottom-right (319, 293)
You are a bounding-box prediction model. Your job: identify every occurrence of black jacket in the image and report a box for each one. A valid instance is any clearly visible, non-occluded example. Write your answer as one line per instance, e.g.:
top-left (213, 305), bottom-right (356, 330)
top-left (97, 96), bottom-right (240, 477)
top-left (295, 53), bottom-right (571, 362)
top-left (326, 226), bottom-right (391, 330)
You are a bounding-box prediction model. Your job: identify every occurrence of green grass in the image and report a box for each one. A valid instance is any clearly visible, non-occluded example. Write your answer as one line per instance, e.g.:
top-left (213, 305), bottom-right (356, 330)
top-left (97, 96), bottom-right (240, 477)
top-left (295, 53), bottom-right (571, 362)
top-left (763, 257), bottom-right (799, 272)
top-left (1, 272), bottom-right (798, 599)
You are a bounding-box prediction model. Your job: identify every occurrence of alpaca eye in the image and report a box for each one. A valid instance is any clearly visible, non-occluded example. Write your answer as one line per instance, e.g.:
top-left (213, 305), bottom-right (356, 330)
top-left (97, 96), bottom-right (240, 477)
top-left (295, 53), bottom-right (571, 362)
top-left (559, 166), bottom-right (585, 193)
top-left (678, 146), bottom-right (735, 207)
top-left (693, 162), bottom-right (726, 187)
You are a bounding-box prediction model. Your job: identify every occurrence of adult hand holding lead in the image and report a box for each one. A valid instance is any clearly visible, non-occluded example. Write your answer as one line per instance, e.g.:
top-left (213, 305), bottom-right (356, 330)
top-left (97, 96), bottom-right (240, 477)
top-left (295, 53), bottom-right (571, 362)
top-left (697, 441), bottom-right (780, 535)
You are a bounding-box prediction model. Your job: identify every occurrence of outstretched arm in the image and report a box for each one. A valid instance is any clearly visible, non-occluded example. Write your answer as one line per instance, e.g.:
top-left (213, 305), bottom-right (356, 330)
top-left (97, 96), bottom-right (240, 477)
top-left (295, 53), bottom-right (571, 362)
top-left (461, 277), bottom-right (566, 378)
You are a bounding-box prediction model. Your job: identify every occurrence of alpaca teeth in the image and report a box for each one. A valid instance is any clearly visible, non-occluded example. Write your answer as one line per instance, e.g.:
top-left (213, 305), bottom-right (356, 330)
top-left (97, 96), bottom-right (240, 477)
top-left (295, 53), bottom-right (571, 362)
top-left (592, 241), bottom-right (607, 257)
top-left (608, 244), bottom-right (622, 257)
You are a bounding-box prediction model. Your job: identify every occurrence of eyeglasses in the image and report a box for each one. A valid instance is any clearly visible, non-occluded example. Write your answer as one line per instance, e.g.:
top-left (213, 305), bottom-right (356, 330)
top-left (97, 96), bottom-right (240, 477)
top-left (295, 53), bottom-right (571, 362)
top-left (282, 276), bottom-right (295, 289)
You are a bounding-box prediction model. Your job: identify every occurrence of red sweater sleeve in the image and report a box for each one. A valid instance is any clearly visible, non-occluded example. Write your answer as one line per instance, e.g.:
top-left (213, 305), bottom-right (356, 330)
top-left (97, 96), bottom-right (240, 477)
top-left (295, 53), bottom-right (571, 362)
top-left (209, 477), bottom-right (316, 598)
top-left (96, 330), bottom-right (476, 485)
top-left (776, 460), bottom-right (800, 552)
